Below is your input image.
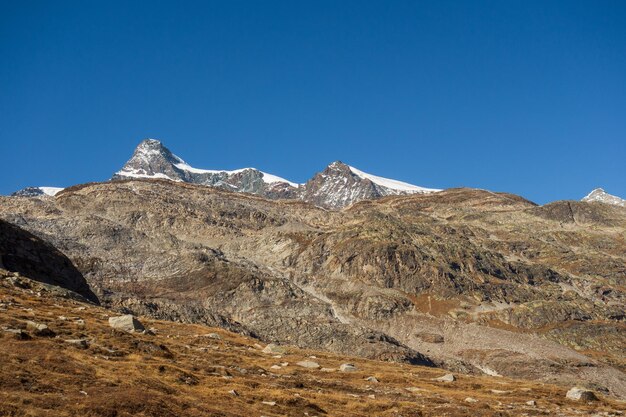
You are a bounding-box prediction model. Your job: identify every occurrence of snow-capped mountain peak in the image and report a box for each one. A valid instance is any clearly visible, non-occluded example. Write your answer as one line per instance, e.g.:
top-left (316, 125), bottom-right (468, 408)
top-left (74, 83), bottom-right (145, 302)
top-left (300, 161), bottom-right (440, 209)
top-left (113, 139), bottom-right (301, 198)
top-left (112, 141), bottom-right (442, 208)
top-left (581, 188), bottom-right (626, 207)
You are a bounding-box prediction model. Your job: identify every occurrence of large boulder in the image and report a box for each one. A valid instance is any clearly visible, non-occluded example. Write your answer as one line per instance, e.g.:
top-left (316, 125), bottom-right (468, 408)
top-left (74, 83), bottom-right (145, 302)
top-left (565, 387), bottom-right (598, 401)
top-left (108, 315), bottom-right (145, 333)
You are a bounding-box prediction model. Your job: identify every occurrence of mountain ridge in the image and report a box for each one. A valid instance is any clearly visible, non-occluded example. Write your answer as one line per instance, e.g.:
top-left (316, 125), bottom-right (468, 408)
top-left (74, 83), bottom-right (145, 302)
top-left (10, 139), bottom-right (625, 209)
top-left (110, 139), bottom-right (440, 208)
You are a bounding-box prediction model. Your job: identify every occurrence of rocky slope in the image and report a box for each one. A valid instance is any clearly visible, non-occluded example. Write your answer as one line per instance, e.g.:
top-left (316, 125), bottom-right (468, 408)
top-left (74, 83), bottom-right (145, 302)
top-left (582, 188), bottom-right (626, 207)
top-left (2, 179), bottom-right (625, 399)
top-left (111, 139), bottom-right (439, 208)
top-left (3, 272), bottom-right (622, 416)
top-left (0, 219), bottom-right (98, 303)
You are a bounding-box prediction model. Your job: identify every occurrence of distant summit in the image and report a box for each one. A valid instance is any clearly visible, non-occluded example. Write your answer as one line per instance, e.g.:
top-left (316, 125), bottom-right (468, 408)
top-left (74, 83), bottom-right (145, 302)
top-left (11, 186), bottom-right (64, 197)
top-left (301, 160), bottom-right (439, 209)
top-left (581, 188), bottom-right (626, 207)
top-left (112, 139), bottom-right (439, 208)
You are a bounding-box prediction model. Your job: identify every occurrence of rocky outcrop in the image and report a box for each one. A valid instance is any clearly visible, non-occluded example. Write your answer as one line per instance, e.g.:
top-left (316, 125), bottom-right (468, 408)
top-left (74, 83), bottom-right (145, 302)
top-left (0, 219), bottom-right (98, 303)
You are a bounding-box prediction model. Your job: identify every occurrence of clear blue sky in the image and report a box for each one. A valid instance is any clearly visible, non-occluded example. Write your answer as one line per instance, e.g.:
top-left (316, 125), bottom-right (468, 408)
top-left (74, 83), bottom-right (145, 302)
top-left (1, 1), bottom-right (625, 203)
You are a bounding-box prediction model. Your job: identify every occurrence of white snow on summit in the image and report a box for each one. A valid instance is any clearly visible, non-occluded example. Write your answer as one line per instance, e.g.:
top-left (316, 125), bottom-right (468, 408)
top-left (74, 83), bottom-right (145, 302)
top-left (347, 165), bottom-right (440, 193)
top-left (581, 188), bottom-right (626, 207)
top-left (115, 138), bottom-right (299, 187)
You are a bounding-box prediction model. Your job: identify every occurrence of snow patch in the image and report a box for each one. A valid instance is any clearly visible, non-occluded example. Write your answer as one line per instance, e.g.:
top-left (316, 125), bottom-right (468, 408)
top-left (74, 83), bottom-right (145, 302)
top-left (347, 165), bottom-right (440, 193)
top-left (39, 187), bottom-right (64, 196)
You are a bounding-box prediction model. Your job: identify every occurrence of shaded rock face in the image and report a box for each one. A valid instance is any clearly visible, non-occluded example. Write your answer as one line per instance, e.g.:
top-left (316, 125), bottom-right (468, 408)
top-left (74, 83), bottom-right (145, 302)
top-left (0, 219), bottom-right (98, 303)
top-left (0, 181), bottom-right (625, 398)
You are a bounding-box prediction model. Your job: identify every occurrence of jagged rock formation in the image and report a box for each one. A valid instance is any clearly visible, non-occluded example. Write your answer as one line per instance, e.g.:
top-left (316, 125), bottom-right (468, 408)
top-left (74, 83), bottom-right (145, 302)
top-left (301, 161), bottom-right (438, 209)
top-left (0, 219), bottom-right (98, 303)
top-left (582, 188), bottom-right (626, 207)
top-left (112, 139), bottom-right (300, 200)
top-left (111, 139), bottom-right (439, 208)
top-left (1, 180), bottom-right (625, 398)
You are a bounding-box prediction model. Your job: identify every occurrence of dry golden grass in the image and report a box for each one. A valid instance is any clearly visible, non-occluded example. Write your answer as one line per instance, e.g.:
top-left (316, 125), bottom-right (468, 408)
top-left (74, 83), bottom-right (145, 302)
top-left (0, 278), bottom-right (623, 417)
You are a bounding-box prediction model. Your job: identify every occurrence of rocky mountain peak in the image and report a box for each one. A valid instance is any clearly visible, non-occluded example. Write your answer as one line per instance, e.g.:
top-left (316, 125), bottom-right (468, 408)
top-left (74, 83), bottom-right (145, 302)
top-left (113, 138), bottom-right (185, 181)
top-left (325, 160), bottom-right (351, 172)
top-left (582, 188), bottom-right (625, 207)
top-left (300, 160), bottom-right (440, 209)
top-left (113, 140), bottom-right (301, 199)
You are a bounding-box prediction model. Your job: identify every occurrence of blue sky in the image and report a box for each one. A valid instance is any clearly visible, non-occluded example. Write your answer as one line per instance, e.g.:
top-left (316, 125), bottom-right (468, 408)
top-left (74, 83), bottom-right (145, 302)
top-left (1, 0), bottom-right (624, 203)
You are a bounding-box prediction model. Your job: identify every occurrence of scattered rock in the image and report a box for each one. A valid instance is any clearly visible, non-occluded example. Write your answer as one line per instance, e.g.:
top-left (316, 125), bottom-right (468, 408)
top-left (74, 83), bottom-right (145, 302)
top-left (566, 387), bottom-right (598, 401)
top-left (262, 343), bottom-right (286, 354)
top-left (65, 338), bottom-right (89, 349)
top-left (296, 360), bottom-right (320, 369)
top-left (4, 328), bottom-right (31, 340)
top-left (490, 389), bottom-right (509, 394)
top-left (108, 315), bottom-right (145, 333)
top-left (262, 401), bottom-right (276, 406)
top-left (339, 363), bottom-right (357, 372)
top-left (526, 400), bottom-right (536, 406)
top-left (229, 390), bottom-right (239, 396)
top-left (365, 376), bottom-right (379, 383)
top-left (270, 365), bottom-right (282, 370)
top-left (464, 397), bottom-right (478, 403)
top-left (26, 321), bottom-right (55, 337)
top-left (320, 368), bottom-right (335, 372)
top-left (432, 373), bottom-right (455, 382)
top-left (416, 332), bottom-right (444, 343)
